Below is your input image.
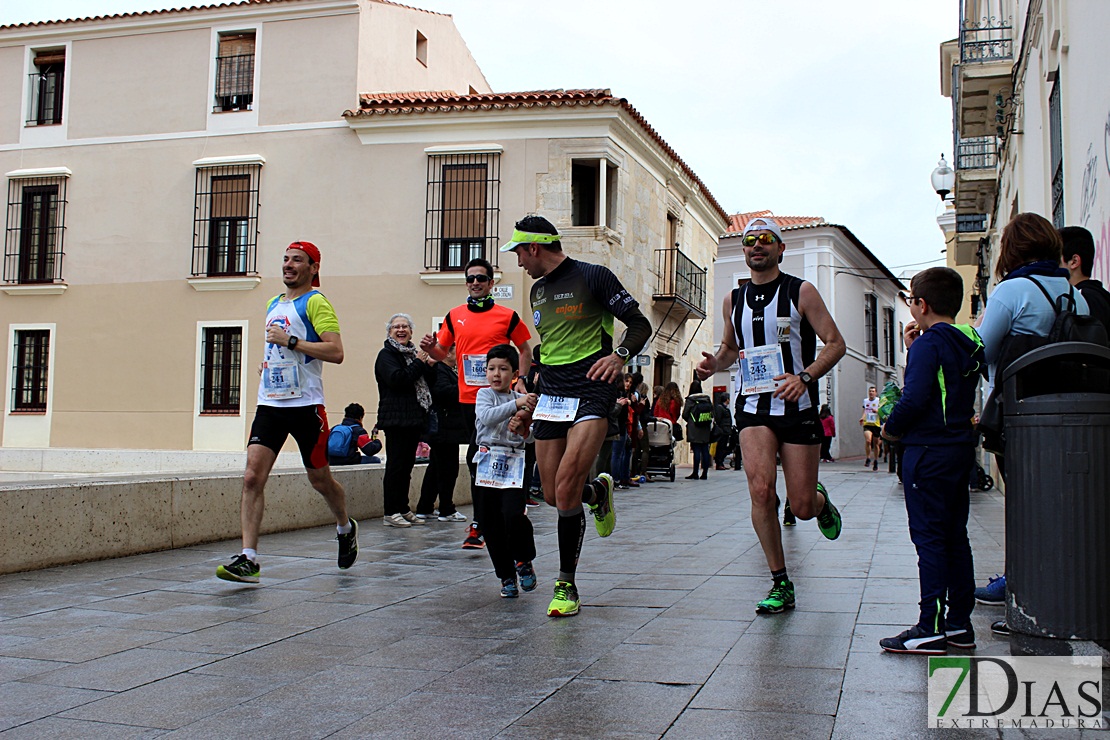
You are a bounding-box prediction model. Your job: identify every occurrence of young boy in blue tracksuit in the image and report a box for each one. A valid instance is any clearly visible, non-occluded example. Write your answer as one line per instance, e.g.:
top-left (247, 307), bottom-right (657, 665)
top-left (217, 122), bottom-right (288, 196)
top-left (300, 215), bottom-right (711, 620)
top-left (474, 344), bottom-right (539, 598)
top-left (879, 267), bottom-right (986, 655)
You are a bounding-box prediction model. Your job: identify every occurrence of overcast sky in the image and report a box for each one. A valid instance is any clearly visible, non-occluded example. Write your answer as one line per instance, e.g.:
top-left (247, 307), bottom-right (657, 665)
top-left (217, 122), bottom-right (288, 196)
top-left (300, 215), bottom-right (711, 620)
top-left (2, 0), bottom-right (958, 272)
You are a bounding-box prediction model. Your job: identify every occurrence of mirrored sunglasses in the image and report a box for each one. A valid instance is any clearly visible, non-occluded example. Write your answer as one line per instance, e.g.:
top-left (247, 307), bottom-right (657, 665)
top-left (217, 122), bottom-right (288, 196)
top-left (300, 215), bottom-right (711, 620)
top-left (742, 233), bottom-right (779, 247)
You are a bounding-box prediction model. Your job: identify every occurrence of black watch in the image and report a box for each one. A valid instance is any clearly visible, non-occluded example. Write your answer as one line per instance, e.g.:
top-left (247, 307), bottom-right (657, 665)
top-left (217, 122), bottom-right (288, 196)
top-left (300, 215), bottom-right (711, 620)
top-left (798, 371), bottom-right (813, 385)
top-left (287, 335), bottom-right (299, 350)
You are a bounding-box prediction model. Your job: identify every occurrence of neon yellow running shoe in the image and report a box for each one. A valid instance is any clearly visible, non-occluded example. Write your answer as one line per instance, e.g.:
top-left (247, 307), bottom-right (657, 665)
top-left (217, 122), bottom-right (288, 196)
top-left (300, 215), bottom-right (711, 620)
top-left (588, 473), bottom-right (616, 537)
top-left (547, 580), bottom-right (580, 617)
top-left (815, 483), bottom-right (842, 540)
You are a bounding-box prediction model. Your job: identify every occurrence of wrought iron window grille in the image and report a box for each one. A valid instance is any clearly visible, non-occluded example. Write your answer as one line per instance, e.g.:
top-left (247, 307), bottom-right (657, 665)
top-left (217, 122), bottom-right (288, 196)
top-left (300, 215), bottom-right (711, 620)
top-left (12, 329), bottom-right (49, 412)
top-left (958, 15), bottom-right (1013, 63)
top-left (424, 153), bottom-right (500, 271)
top-left (214, 33), bottom-right (255, 112)
top-left (26, 63), bottom-right (64, 126)
top-left (4, 177), bottom-right (67, 284)
top-left (192, 165), bottom-right (260, 277)
top-left (201, 327), bottom-right (242, 414)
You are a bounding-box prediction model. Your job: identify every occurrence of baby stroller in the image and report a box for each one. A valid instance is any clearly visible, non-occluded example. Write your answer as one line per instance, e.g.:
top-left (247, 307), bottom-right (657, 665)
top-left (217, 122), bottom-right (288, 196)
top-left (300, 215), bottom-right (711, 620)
top-left (644, 418), bottom-right (676, 482)
top-left (969, 460), bottom-right (994, 492)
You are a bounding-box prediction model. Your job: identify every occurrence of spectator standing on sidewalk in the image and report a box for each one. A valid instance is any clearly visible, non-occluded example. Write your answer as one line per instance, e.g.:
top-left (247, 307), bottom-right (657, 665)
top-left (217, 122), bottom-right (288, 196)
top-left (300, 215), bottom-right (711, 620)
top-left (712, 391), bottom-right (734, 470)
top-left (682, 380), bottom-right (714, 479)
top-left (818, 405), bottom-right (835, 462)
top-left (414, 347), bottom-right (469, 522)
top-left (879, 267), bottom-right (986, 655)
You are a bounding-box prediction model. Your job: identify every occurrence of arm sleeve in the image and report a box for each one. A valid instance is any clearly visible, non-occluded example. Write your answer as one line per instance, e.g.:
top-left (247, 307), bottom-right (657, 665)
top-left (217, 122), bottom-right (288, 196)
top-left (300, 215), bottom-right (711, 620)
top-left (508, 311), bottom-right (532, 345)
top-left (305, 293), bottom-right (341, 334)
top-left (976, 287), bottom-right (1016, 367)
top-left (583, 263), bottom-right (652, 355)
top-left (436, 312), bottom-right (455, 349)
top-left (475, 388), bottom-right (519, 427)
top-left (883, 337), bottom-right (938, 438)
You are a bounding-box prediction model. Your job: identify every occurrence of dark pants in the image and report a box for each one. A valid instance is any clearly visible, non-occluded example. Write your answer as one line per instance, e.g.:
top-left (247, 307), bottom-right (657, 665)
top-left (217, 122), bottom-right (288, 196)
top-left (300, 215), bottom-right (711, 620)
top-left (382, 426), bottom-right (421, 516)
top-left (474, 485), bottom-right (536, 581)
top-left (902, 444), bottom-right (976, 634)
top-left (611, 431), bottom-right (631, 482)
top-left (713, 431), bottom-right (733, 467)
top-left (819, 434), bottom-right (833, 461)
top-left (690, 442), bottom-right (711, 474)
top-left (416, 441), bottom-right (460, 516)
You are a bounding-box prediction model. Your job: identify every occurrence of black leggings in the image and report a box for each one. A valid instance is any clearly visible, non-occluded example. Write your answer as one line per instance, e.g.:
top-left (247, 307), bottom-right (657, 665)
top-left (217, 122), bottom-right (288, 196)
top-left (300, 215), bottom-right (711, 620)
top-left (474, 485), bottom-right (536, 581)
top-left (416, 441), bottom-right (459, 516)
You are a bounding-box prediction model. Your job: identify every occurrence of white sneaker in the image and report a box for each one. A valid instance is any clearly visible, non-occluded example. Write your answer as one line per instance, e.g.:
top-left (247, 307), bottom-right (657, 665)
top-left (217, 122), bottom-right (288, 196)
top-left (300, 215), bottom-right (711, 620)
top-left (438, 511), bottom-right (467, 522)
top-left (414, 513), bottom-right (428, 522)
top-left (383, 513), bottom-right (410, 528)
top-left (401, 511), bottom-right (425, 525)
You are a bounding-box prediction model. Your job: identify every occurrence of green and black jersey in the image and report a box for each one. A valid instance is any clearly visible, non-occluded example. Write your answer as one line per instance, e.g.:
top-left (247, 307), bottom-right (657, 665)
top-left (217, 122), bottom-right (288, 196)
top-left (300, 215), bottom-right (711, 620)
top-left (529, 257), bottom-right (651, 400)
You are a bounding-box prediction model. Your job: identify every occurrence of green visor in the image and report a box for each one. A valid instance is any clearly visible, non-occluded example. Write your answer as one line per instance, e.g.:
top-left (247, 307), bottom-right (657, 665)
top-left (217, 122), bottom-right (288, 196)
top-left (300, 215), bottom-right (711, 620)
top-left (500, 229), bottom-right (561, 252)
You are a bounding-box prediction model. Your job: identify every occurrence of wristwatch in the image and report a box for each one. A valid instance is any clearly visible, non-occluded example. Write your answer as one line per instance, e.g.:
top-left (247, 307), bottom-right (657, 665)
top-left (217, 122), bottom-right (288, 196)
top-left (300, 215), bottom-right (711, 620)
top-left (798, 371), bottom-right (813, 385)
top-left (614, 346), bottom-right (630, 364)
top-left (287, 335), bottom-right (299, 350)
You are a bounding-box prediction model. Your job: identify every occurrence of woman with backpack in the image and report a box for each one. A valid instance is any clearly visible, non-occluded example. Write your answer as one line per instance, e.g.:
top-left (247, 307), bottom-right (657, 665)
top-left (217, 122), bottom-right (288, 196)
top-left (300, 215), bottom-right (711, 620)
top-left (682, 380), bottom-right (714, 480)
top-left (971, 212), bottom-right (1092, 626)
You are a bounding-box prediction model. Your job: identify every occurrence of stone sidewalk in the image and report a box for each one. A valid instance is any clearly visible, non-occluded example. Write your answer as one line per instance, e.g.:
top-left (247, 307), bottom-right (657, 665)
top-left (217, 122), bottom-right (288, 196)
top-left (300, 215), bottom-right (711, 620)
top-left (0, 461), bottom-right (1103, 738)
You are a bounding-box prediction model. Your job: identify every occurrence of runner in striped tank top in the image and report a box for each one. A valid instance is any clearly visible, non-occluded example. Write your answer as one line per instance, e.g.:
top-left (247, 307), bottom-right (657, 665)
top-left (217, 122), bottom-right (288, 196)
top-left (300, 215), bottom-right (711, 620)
top-left (695, 217), bottom-right (847, 615)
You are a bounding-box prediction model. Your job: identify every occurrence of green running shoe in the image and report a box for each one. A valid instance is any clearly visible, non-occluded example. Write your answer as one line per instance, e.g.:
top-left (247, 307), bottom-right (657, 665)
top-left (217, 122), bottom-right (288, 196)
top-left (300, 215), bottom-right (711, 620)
top-left (216, 554), bottom-right (260, 583)
top-left (756, 579), bottom-right (795, 614)
top-left (547, 580), bottom-right (580, 617)
top-left (588, 473), bottom-right (616, 537)
top-left (815, 482), bottom-right (842, 540)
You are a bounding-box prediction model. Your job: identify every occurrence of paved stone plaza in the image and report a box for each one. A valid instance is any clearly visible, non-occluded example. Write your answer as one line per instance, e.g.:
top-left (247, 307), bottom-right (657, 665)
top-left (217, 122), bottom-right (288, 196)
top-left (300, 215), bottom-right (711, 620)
top-left (0, 461), bottom-right (1104, 738)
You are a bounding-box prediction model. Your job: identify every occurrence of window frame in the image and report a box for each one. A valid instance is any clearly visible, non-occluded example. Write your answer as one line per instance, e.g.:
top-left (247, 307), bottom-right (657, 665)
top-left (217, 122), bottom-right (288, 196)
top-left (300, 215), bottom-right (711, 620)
top-left (4, 173), bottom-right (68, 285)
top-left (200, 326), bottom-right (243, 415)
top-left (213, 31), bottom-right (256, 113)
top-left (25, 48), bottom-right (65, 127)
top-left (192, 162), bottom-right (261, 278)
top-left (11, 328), bottom-right (50, 413)
top-left (424, 152), bottom-right (500, 272)
top-left (571, 157), bottom-right (618, 228)
top-left (864, 293), bottom-right (878, 359)
top-left (882, 305), bottom-right (895, 367)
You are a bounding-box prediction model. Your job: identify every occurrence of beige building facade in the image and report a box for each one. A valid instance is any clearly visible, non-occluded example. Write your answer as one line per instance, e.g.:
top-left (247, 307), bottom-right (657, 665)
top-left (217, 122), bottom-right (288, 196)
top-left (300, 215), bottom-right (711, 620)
top-left (0, 0), bottom-right (726, 453)
top-left (711, 213), bottom-right (904, 461)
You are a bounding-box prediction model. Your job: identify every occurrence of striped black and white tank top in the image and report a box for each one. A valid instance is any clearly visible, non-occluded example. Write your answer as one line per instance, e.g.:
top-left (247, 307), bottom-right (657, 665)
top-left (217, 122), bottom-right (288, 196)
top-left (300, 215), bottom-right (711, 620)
top-left (732, 273), bottom-right (818, 416)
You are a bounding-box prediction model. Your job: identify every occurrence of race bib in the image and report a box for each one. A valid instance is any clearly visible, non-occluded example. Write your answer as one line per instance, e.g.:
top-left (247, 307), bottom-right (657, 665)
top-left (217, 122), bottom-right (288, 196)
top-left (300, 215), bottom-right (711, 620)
top-left (473, 445), bottom-right (526, 489)
top-left (738, 344), bottom-right (785, 396)
top-left (261, 359), bottom-right (302, 400)
top-left (462, 354), bottom-right (490, 387)
top-left (533, 395), bottom-right (579, 422)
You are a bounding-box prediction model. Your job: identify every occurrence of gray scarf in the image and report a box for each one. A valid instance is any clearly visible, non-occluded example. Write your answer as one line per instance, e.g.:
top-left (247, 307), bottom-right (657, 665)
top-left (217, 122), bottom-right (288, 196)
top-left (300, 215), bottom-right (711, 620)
top-left (387, 337), bottom-right (432, 411)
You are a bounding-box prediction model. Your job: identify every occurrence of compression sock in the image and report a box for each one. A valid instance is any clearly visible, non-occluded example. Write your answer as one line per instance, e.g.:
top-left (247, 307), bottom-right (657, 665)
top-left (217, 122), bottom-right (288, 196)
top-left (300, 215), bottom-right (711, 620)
top-left (557, 506), bottom-right (587, 582)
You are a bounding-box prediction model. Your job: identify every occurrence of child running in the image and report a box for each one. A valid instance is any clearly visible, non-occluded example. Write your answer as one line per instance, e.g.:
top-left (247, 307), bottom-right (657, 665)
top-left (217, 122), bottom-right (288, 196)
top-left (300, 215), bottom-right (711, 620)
top-left (473, 344), bottom-right (539, 598)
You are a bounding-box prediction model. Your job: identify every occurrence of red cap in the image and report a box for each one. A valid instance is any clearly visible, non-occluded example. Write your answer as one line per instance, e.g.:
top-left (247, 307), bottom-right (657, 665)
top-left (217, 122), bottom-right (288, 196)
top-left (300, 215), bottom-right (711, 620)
top-left (287, 241), bottom-right (321, 286)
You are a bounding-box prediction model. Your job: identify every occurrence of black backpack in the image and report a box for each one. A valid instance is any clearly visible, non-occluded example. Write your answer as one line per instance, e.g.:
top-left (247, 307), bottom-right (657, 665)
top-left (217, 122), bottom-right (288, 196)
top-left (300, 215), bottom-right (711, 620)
top-left (691, 398), bottom-right (714, 428)
top-left (1028, 278), bottom-right (1109, 346)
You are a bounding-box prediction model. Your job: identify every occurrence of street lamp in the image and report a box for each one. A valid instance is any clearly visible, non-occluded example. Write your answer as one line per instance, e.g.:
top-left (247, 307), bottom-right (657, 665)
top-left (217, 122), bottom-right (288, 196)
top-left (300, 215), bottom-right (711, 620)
top-left (931, 154), bottom-right (955, 201)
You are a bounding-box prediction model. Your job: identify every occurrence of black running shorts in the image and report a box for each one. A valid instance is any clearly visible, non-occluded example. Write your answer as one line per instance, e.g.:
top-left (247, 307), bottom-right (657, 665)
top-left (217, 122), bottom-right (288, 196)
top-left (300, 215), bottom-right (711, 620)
top-left (248, 404), bottom-right (330, 468)
top-left (735, 407), bottom-right (822, 446)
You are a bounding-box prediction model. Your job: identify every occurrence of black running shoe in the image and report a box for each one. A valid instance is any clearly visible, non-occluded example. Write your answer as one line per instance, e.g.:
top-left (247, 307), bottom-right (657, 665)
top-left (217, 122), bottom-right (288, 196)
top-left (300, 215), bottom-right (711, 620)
top-left (880, 625), bottom-right (947, 655)
top-left (783, 499), bottom-right (796, 526)
top-left (216, 554), bottom-right (260, 583)
top-left (337, 518), bottom-right (358, 569)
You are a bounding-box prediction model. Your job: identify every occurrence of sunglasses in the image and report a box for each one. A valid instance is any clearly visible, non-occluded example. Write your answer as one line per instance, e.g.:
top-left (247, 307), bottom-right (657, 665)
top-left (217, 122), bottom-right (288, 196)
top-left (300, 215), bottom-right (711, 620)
top-left (465, 274), bottom-right (492, 284)
top-left (742, 233), bottom-right (779, 247)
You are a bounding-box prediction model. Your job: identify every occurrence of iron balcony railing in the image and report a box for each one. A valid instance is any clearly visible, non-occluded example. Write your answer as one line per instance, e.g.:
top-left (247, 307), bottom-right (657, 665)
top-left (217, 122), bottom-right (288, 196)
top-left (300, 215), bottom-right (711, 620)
top-left (653, 247), bottom-right (706, 318)
top-left (214, 53), bottom-right (254, 112)
top-left (956, 213), bottom-right (988, 234)
top-left (957, 136), bottom-right (998, 170)
top-left (959, 16), bottom-right (1014, 63)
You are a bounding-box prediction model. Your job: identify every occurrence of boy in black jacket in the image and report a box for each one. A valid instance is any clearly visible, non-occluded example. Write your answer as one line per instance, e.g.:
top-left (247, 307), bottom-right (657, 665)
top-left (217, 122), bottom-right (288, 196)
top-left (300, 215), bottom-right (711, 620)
top-left (879, 267), bottom-right (986, 655)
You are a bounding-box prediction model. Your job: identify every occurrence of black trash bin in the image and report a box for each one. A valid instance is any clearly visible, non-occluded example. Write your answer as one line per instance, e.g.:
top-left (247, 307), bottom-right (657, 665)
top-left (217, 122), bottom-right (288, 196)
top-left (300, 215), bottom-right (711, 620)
top-left (1002, 342), bottom-right (1110, 640)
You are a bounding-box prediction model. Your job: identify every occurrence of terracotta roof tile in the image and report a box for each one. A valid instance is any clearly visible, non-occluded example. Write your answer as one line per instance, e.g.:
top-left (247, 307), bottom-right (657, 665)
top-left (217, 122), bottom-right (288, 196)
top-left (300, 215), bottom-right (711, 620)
top-left (347, 89), bottom-right (728, 224)
top-left (725, 211), bottom-right (825, 235)
top-left (0, 0), bottom-right (444, 32)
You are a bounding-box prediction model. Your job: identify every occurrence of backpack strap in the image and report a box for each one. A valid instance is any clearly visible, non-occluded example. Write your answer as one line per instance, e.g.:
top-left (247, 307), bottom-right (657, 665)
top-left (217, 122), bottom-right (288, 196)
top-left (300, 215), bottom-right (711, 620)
top-left (1023, 276), bottom-right (1063, 315)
